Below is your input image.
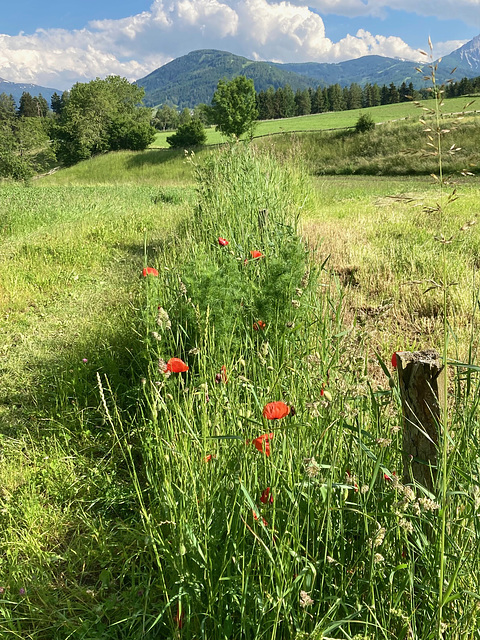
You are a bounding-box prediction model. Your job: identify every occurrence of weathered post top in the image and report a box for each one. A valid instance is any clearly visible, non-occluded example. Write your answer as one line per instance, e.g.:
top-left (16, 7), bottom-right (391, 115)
top-left (396, 350), bottom-right (444, 492)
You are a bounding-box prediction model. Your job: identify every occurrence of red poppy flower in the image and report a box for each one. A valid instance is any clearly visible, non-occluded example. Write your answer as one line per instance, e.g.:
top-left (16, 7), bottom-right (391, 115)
top-left (218, 237), bottom-right (229, 246)
top-left (250, 250), bottom-right (263, 259)
top-left (262, 401), bottom-right (290, 420)
top-left (142, 267), bottom-right (159, 277)
top-left (248, 432), bottom-right (274, 456)
top-left (166, 357), bottom-right (189, 373)
top-left (253, 320), bottom-right (266, 331)
top-left (391, 352), bottom-right (398, 369)
top-left (252, 509), bottom-right (269, 526)
top-left (260, 487), bottom-right (274, 504)
top-left (203, 454), bottom-right (215, 462)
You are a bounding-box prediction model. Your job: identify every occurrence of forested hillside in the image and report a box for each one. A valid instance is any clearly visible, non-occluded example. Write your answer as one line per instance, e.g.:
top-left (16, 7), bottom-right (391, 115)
top-left (136, 49), bottom-right (314, 109)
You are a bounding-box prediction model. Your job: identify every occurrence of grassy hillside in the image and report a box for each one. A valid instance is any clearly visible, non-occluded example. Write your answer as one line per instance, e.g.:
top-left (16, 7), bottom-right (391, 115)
top-left (151, 95), bottom-right (480, 149)
top-left (1, 120), bottom-right (480, 638)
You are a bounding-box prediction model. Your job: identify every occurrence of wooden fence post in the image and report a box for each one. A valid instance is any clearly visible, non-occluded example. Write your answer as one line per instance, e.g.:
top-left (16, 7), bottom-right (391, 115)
top-left (396, 350), bottom-right (444, 491)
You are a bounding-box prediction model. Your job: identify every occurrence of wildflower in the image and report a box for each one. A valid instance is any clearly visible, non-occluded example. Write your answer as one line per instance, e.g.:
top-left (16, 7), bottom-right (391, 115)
top-left (401, 486), bottom-right (416, 502)
top-left (82, 358), bottom-right (88, 364)
top-left (360, 484), bottom-right (370, 494)
top-left (300, 590), bottom-right (314, 608)
top-left (374, 553), bottom-right (385, 563)
top-left (142, 267), bottom-right (159, 277)
top-left (19, 588), bottom-right (26, 596)
top-left (252, 509), bottom-right (269, 527)
top-left (304, 457), bottom-right (320, 477)
top-left (178, 279), bottom-right (187, 296)
top-left (322, 389), bottom-right (333, 402)
top-left (260, 487), bottom-right (274, 504)
top-left (384, 471), bottom-right (397, 483)
top-left (0, 587), bottom-right (5, 594)
top-left (418, 497), bottom-right (439, 511)
top-left (398, 517), bottom-right (414, 534)
top-left (373, 526), bottom-right (386, 547)
top-left (391, 352), bottom-right (398, 369)
top-left (345, 470), bottom-right (358, 492)
top-left (165, 358), bottom-right (189, 373)
top-left (306, 402), bottom-right (320, 418)
top-left (376, 438), bottom-right (392, 448)
top-left (214, 365), bottom-right (228, 384)
top-left (253, 320), bottom-right (266, 331)
top-left (301, 268), bottom-right (310, 288)
top-left (250, 250), bottom-right (263, 259)
top-left (156, 307), bottom-right (171, 330)
top-left (262, 401), bottom-right (290, 420)
top-left (248, 433), bottom-right (274, 457)
top-left (203, 454), bottom-right (215, 462)
top-left (291, 299), bottom-right (301, 308)
top-left (218, 237), bottom-right (229, 246)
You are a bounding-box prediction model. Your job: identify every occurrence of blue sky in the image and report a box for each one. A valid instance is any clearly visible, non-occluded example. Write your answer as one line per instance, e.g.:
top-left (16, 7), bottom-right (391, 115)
top-left (0, 0), bottom-right (478, 89)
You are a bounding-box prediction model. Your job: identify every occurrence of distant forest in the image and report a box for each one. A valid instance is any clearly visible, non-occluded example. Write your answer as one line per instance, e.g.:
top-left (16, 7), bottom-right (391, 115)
top-left (255, 75), bottom-right (480, 120)
top-left (150, 73), bottom-right (480, 130)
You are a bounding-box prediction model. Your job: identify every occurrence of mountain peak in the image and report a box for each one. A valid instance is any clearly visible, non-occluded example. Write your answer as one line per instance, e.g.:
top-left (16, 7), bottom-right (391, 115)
top-left (442, 33), bottom-right (480, 73)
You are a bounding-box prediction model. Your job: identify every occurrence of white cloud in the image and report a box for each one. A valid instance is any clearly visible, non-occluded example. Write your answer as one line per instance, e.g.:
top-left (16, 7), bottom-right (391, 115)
top-left (0, 0), bottom-right (473, 89)
top-left (303, 0), bottom-right (480, 24)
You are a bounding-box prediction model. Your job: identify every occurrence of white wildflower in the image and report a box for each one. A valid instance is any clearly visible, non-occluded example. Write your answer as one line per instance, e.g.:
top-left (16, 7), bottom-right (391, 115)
top-left (300, 590), bottom-right (314, 608)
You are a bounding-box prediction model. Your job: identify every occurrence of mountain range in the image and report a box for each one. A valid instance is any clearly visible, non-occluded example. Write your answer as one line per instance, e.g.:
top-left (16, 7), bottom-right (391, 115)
top-left (136, 35), bottom-right (480, 109)
top-left (0, 77), bottom-right (59, 104)
top-left (1, 34), bottom-right (480, 110)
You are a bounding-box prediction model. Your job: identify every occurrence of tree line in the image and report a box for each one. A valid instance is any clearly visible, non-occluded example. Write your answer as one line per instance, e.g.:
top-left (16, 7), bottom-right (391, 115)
top-left (153, 73), bottom-right (480, 136)
top-left (258, 81), bottom-right (424, 120)
top-left (0, 76), bottom-right (156, 180)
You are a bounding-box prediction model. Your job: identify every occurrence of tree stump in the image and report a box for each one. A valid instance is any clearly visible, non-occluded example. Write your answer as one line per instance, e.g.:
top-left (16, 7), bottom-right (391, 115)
top-left (396, 350), bottom-right (444, 491)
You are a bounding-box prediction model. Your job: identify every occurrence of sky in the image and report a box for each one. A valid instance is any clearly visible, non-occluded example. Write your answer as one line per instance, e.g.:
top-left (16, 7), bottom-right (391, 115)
top-left (0, 0), bottom-right (478, 90)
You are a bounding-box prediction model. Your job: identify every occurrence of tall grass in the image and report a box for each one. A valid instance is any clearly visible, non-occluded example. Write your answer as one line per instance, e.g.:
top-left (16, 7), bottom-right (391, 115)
top-left (1, 124), bottom-right (480, 639)
top-left (104, 143), bottom-right (479, 638)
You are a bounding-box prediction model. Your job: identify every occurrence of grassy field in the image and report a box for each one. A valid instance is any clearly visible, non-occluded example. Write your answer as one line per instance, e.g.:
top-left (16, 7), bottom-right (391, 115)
top-left (1, 114), bottom-right (480, 639)
top-left (151, 96), bottom-right (480, 148)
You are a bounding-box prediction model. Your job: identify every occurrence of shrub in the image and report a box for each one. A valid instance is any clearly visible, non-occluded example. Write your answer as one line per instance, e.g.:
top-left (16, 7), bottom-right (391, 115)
top-left (355, 112), bottom-right (376, 133)
top-left (166, 119), bottom-right (207, 148)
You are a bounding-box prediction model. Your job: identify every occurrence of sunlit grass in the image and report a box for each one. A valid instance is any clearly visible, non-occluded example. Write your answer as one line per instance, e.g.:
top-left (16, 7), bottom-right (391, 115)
top-left (1, 130), bottom-right (480, 638)
top-left (151, 96), bottom-right (480, 148)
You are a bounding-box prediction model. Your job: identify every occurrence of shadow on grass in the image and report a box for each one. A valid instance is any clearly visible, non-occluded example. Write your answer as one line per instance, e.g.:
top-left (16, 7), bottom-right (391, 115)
top-left (125, 147), bottom-right (185, 168)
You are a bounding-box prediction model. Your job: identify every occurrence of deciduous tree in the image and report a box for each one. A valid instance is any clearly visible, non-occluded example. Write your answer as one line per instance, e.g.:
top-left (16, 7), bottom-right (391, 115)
top-left (52, 76), bottom-right (155, 165)
top-left (211, 76), bottom-right (258, 139)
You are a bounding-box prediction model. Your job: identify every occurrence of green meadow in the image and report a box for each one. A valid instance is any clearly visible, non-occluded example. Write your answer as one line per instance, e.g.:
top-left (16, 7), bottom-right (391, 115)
top-left (1, 107), bottom-right (480, 639)
top-left (151, 96), bottom-right (480, 148)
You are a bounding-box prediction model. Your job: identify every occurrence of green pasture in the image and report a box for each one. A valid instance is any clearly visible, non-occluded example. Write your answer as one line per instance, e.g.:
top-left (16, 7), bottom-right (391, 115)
top-left (151, 95), bottom-right (480, 148)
